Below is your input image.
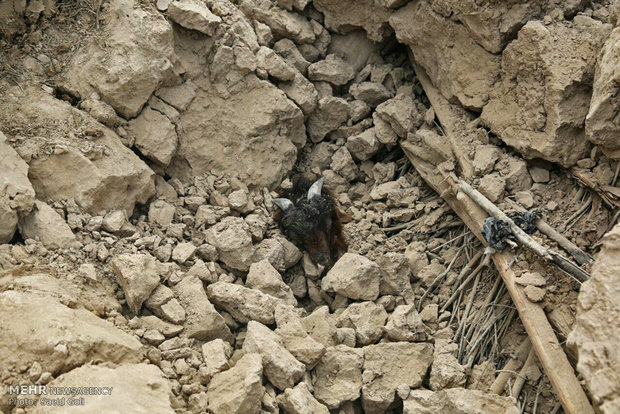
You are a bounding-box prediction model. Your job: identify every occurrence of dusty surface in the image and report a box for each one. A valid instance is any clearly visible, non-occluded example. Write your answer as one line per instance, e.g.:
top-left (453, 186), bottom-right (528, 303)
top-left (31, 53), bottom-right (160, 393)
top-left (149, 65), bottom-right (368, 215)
top-left (0, 0), bottom-right (619, 413)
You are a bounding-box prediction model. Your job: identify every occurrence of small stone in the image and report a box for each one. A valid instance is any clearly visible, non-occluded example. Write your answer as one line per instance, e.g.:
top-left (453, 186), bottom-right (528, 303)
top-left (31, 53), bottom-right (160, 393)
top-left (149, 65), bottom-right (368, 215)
top-left (546, 200), bottom-right (558, 211)
top-left (473, 145), bottom-right (500, 175)
top-left (186, 260), bottom-right (218, 283)
top-left (524, 285), bottom-right (546, 302)
top-left (529, 166), bottom-right (550, 183)
top-left (143, 329), bottom-right (166, 345)
top-left (313, 345), bottom-right (364, 409)
top-left (18, 201), bottom-right (78, 249)
top-left (420, 304), bottom-right (438, 323)
top-left (339, 302), bottom-right (387, 346)
top-left (307, 96), bottom-right (350, 143)
top-left (277, 382), bottom-right (330, 414)
top-left (149, 200), bottom-right (176, 227)
top-left (78, 263), bottom-right (98, 281)
top-left (256, 46), bottom-right (296, 81)
top-left (515, 191), bottom-right (535, 209)
top-left (102, 210), bottom-right (127, 233)
top-left (228, 189), bottom-right (251, 213)
top-left (172, 242), bottom-right (196, 264)
top-left (515, 271), bottom-right (547, 287)
top-left (275, 304), bottom-right (326, 367)
top-left (160, 299), bottom-right (186, 324)
top-left (347, 128), bottom-right (381, 161)
top-left (349, 82), bottom-right (392, 107)
top-left (576, 158), bottom-right (596, 169)
top-left (478, 173), bottom-right (506, 203)
top-left (330, 147), bottom-right (358, 181)
top-left (385, 304), bottom-right (430, 342)
top-left (202, 338), bottom-right (233, 377)
top-left (207, 281), bottom-right (283, 325)
top-left (28, 362), bottom-right (42, 382)
top-left (362, 342), bottom-right (434, 413)
top-left (206, 217), bottom-right (255, 271)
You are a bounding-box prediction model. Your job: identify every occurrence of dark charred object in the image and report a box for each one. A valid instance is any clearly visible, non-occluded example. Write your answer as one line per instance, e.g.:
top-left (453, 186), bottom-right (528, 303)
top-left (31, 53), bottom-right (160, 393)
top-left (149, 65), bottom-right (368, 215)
top-left (273, 176), bottom-right (348, 268)
top-left (508, 210), bottom-right (541, 235)
top-left (482, 209), bottom-right (541, 251)
top-left (482, 218), bottom-right (515, 251)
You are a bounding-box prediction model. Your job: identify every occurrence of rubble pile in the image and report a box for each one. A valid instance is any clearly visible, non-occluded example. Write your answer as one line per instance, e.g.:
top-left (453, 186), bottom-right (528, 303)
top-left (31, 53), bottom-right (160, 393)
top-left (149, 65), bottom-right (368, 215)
top-left (1, 0), bottom-right (619, 413)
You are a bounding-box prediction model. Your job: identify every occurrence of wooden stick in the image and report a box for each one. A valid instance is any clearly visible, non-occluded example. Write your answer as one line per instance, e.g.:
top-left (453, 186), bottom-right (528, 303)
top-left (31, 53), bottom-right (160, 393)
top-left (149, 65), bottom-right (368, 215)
top-left (570, 167), bottom-right (620, 209)
top-left (400, 146), bottom-right (595, 414)
top-left (491, 338), bottom-right (532, 394)
top-left (504, 199), bottom-right (594, 267)
top-left (452, 177), bottom-right (591, 283)
top-left (511, 347), bottom-right (538, 399)
top-left (410, 59), bottom-right (475, 178)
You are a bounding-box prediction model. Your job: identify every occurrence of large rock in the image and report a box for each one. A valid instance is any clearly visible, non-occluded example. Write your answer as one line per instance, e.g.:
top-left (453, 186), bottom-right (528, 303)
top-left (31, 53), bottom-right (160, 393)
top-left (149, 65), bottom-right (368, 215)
top-left (275, 304), bottom-right (326, 368)
top-left (207, 353), bottom-right (264, 414)
top-left (568, 223), bottom-right (620, 413)
top-left (586, 27), bottom-right (620, 159)
top-left (246, 260), bottom-right (297, 305)
top-left (390, 1), bottom-right (500, 110)
top-left (429, 1), bottom-right (544, 54)
top-left (278, 72), bottom-right (319, 116)
top-left (313, 345), bottom-right (364, 409)
top-left (376, 252), bottom-right (415, 303)
top-left (307, 96), bottom-right (350, 143)
top-left (243, 321), bottom-right (305, 390)
top-left (385, 304), bottom-right (431, 342)
top-left (201, 338), bottom-right (233, 378)
top-left (339, 302), bottom-right (387, 346)
top-left (1, 88), bottom-right (155, 216)
top-left (63, 0), bottom-right (175, 118)
top-left (30, 364), bottom-right (174, 414)
top-left (256, 46), bottom-right (297, 81)
top-left (430, 336), bottom-right (467, 390)
top-left (481, 17), bottom-right (611, 166)
top-left (307, 54), bottom-right (355, 86)
top-left (174, 275), bottom-right (233, 342)
top-left (245, 3), bottom-right (316, 44)
top-left (0, 291), bottom-right (142, 379)
top-left (169, 75), bottom-right (304, 188)
top-left (167, 0), bottom-right (222, 35)
top-left (207, 281), bottom-right (282, 324)
top-left (375, 92), bottom-right (420, 138)
top-left (314, 0), bottom-right (393, 42)
top-left (0, 137), bottom-right (35, 243)
top-left (18, 200), bottom-right (77, 249)
top-left (206, 217), bottom-right (255, 271)
top-left (301, 306), bottom-right (339, 347)
top-left (403, 388), bottom-right (520, 414)
top-left (128, 107), bottom-right (178, 166)
top-left (110, 253), bottom-right (161, 315)
top-left (321, 253), bottom-right (381, 300)
top-left (362, 342), bottom-right (434, 413)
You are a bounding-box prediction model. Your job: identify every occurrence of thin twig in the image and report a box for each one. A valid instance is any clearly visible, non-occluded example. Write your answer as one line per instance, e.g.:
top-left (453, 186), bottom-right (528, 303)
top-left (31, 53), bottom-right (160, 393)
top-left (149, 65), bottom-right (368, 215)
top-left (417, 245), bottom-right (464, 311)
